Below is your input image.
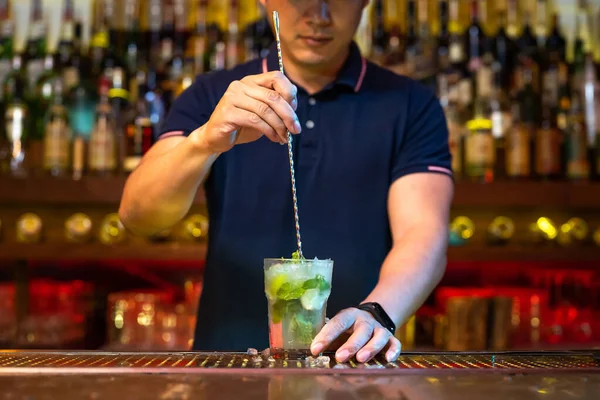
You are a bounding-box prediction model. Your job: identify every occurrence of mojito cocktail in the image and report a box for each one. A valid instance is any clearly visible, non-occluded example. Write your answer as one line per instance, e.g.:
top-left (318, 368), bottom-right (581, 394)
top-left (264, 257), bottom-right (333, 355)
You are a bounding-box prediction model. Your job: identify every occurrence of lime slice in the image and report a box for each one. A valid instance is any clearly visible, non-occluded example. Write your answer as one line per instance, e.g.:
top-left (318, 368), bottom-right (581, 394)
top-left (267, 274), bottom-right (288, 299)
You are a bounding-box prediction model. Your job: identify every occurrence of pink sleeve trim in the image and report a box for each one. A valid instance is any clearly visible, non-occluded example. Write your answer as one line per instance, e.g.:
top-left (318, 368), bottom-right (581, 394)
top-left (428, 166), bottom-right (453, 176)
top-left (159, 131), bottom-right (185, 140)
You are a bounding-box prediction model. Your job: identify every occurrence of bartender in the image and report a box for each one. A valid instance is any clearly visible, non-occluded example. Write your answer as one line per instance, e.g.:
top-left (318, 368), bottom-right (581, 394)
top-left (119, 0), bottom-right (453, 364)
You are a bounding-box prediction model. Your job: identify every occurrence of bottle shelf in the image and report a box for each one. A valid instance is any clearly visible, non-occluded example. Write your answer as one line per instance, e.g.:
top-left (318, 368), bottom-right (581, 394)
top-left (0, 242), bottom-right (597, 265)
top-left (448, 246), bottom-right (600, 263)
top-left (0, 176), bottom-right (206, 206)
top-left (0, 242), bottom-right (207, 262)
top-left (1, 176), bottom-right (599, 209)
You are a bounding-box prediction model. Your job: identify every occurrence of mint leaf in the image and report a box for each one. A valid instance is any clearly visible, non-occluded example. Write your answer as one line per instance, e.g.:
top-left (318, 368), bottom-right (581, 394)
top-left (291, 251), bottom-right (300, 260)
top-left (302, 275), bottom-right (330, 292)
top-left (290, 314), bottom-right (314, 345)
top-left (277, 282), bottom-right (306, 301)
top-left (271, 300), bottom-right (302, 324)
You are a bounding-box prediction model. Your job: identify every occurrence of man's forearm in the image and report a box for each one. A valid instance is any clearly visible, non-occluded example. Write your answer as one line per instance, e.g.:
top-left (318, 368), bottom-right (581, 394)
top-left (119, 126), bottom-right (219, 236)
top-left (362, 225), bottom-right (448, 329)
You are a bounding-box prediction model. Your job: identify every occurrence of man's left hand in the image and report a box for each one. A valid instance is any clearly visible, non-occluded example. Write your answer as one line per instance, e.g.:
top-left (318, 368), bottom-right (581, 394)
top-left (310, 308), bottom-right (402, 363)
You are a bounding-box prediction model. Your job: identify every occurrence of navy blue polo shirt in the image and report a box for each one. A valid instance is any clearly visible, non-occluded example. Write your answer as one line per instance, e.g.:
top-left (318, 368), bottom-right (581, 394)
top-left (158, 41), bottom-right (452, 351)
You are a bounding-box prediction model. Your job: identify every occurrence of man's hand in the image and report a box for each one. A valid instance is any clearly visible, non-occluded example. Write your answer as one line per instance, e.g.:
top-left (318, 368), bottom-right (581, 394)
top-left (310, 308), bottom-right (402, 364)
top-left (197, 71), bottom-right (302, 154)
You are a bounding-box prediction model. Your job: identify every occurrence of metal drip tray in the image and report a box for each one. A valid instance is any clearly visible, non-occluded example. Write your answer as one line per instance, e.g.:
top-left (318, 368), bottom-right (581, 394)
top-left (0, 351), bottom-right (598, 374)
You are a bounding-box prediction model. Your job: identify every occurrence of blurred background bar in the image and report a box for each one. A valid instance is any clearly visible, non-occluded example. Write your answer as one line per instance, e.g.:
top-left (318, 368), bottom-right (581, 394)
top-left (0, 0), bottom-right (599, 352)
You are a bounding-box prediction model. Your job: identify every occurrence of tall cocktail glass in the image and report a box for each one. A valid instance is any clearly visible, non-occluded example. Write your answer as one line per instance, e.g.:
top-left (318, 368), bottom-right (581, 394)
top-left (264, 258), bottom-right (333, 357)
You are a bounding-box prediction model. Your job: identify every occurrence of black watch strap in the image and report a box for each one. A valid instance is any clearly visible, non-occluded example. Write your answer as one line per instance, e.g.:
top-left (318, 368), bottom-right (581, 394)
top-left (355, 302), bottom-right (396, 335)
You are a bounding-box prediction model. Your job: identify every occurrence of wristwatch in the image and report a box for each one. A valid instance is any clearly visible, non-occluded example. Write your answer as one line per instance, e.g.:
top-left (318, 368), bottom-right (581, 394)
top-left (355, 302), bottom-right (396, 335)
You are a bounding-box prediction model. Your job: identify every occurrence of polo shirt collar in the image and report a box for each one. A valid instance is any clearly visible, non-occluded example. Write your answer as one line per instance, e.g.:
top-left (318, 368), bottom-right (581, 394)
top-left (262, 41), bottom-right (367, 93)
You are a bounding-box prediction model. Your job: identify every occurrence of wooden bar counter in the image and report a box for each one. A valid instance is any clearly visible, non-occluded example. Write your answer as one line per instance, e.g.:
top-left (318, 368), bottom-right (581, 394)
top-left (0, 350), bottom-right (599, 399)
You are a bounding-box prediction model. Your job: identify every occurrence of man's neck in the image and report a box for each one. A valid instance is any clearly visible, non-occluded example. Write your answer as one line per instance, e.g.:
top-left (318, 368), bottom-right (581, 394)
top-left (282, 48), bottom-right (350, 95)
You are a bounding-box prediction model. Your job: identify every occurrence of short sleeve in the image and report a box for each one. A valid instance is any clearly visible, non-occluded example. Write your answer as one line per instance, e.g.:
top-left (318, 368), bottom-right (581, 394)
top-left (157, 75), bottom-right (214, 141)
top-left (391, 81), bottom-right (453, 182)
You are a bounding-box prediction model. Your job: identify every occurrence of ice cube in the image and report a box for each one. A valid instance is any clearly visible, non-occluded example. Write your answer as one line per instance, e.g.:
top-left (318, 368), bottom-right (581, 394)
top-left (246, 348), bottom-right (258, 357)
top-left (300, 289), bottom-right (328, 310)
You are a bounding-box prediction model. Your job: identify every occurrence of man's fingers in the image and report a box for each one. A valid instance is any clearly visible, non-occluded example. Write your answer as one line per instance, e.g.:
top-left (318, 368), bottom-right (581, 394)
top-left (228, 108), bottom-right (281, 144)
top-left (356, 328), bottom-right (391, 363)
top-left (243, 71), bottom-right (298, 105)
top-left (241, 83), bottom-right (301, 135)
top-left (385, 337), bottom-right (402, 362)
top-left (311, 311), bottom-right (355, 355)
top-left (231, 95), bottom-right (289, 142)
top-left (335, 320), bottom-right (374, 363)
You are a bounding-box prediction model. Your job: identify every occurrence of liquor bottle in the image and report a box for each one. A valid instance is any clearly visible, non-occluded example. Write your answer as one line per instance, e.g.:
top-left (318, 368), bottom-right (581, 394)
top-left (57, 0), bottom-right (76, 86)
top-left (414, 0), bottom-right (436, 87)
top-left (403, 0), bottom-right (418, 78)
top-left (186, 0), bottom-right (209, 76)
top-left (383, 25), bottom-right (405, 75)
top-left (371, 0), bottom-right (386, 66)
top-left (465, 100), bottom-right (494, 182)
top-left (16, 213), bottom-right (42, 243)
top-left (3, 56), bottom-right (29, 177)
top-left (163, 0), bottom-right (188, 108)
top-left (443, 100), bottom-right (464, 178)
top-left (542, 19), bottom-right (567, 112)
top-left (582, 54), bottom-right (597, 157)
top-left (226, 0), bottom-right (243, 70)
top-left (506, 68), bottom-right (538, 178)
top-left (487, 216), bottom-right (515, 245)
top-left (99, 213), bottom-right (126, 245)
top-left (489, 64), bottom-right (511, 178)
top-left (31, 54), bottom-right (61, 155)
top-left (160, 0), bottom-right (177, 69)
top-left (182, 214), bottom-right (209, 241)
top-left (23, 0), bottom-right (47, 89)
top-left (67, 52), bottom-right (98, 143)
top-left (565, 93), bottom-right (590, 180)
top-left (447, 0), bottom-right (470, 111)
top-left (545, 14), bottom-right (566, 64)
top-left (529, 216), bottom-right (558, 244)
top-left (121, 0), bottom-right (141, 93)
top-left (65, 213), bottom-right (93, 243)
top-left (572, 15), bottom-right (586, 90)
top-left (43, 80), bottom-right (71, 177)
top-left (123, 78), bottom-right (154, 173)
top-left (506, 0), bottom-right (520, 39)
top-left (448, 216), bottom-right (475, 246)
top-left (88, 78), bottom-right (117, 176)
top-left (535, 104), bottom-right (562, 179)
top-left (465, 0), bottom-right (485, 75)
top-left (494, 10), bottom-right (516, 92)
top-left (535, 0), bottom-right (548, 49)
top-left (0, 0), bottom-right (13, 101)
top-left (515, 12), bottom-right (539, 93)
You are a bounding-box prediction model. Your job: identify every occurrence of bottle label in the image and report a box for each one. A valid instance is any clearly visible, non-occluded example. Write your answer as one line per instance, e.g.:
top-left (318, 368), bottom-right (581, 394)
top-left (44, 120), bottom-right (71, 170)
top-left (5, 106), bottom-right (26, 143)
top-left (89, 121), bottom-right (116, 172)
top-left (447, 120), bottom-right (463, 175)
top-left (466, 133), bottom-right (495, 167)
top-left (535, 128), bottom-right (560, 176)
top-left (542, 69), bottom-right (559, 108)
top-left (0, 59), bottom-right (11, 101)
top-left (506, 125), bottom-right (531, 177)
top-left (458, 79), bottom-right (472, 106)
top-left (27, 59), bottom-right (45, 88)
top-left (491, 111), bottom-right (511, 139)
top-left (63, 67), bottom-right (80, 91)
top-left (566, 127), bottom-right (590, 179)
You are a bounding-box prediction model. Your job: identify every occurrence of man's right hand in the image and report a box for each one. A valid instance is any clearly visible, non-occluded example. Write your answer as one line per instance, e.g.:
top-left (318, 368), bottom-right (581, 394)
top-left (195, 71), bottom-right (302, 154)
